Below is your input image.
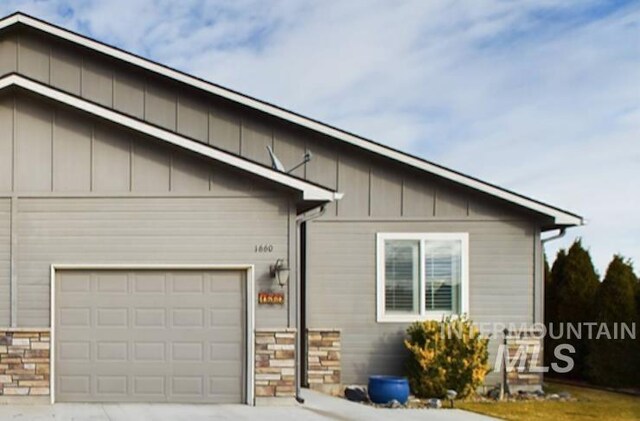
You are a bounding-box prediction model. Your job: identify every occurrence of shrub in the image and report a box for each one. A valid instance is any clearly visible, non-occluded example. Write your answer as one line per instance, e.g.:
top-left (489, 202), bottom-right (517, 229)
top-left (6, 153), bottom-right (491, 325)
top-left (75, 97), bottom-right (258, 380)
top-left (404, 316), bottom-right (489, 399)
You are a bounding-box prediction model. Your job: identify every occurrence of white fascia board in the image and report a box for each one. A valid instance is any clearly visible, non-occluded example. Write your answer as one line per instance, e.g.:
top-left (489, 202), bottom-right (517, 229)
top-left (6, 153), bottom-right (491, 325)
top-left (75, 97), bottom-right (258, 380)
top-left (1, 14), bottom-right (581, 225)
top-left (0, 74), bottom-right (337, 202)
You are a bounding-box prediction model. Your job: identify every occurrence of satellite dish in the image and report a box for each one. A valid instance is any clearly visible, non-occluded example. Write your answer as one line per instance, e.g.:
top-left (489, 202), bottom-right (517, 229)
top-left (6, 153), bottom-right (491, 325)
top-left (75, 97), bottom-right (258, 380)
top-left (267, 145), bottom-right (286, 172)
top-left (266, 146), bottom-right (313, 173)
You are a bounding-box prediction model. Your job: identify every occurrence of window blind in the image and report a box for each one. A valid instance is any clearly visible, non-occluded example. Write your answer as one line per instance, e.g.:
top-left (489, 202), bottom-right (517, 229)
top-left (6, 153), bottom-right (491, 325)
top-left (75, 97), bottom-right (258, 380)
top-left (384, 240), bottom-right (419, 314)
top-left (424, 240), bottom-right (461, 312)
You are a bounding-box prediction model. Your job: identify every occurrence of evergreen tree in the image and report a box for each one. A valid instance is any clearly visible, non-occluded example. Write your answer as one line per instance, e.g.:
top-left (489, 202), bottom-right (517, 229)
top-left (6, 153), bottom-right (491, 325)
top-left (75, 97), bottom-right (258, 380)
top-left (586, 256), bottom-right (638, 387)
top-left (550, 240), bottom-right (599, 380)
top-left (636, 275), bottom-right (640, 321)
top-left (544, 252), bottom-right (561, 368)
top-left (544, 255), bottom-right (553, 322)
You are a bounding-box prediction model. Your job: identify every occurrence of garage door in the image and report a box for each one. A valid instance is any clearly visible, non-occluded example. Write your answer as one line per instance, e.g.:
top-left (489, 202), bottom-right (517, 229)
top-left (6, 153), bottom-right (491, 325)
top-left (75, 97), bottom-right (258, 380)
top-left (54, 270), bottom-right (246, 403)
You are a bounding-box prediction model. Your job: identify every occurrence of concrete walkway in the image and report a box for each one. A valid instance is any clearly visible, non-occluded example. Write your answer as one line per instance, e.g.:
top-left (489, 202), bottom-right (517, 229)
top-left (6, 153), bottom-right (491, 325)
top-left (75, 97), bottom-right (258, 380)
top-left (0, 390), bottom-right (497, 420)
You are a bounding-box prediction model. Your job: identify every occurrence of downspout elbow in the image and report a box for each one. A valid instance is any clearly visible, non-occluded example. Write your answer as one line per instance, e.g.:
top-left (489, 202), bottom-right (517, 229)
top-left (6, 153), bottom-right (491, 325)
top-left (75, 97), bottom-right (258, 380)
top-left (541, 227), bottom-right (567, 244)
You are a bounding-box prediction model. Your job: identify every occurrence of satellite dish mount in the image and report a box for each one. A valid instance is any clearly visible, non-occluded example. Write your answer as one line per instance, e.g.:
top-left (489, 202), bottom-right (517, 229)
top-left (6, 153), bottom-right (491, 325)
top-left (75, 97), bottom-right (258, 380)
top-left (267, 146), bottom-right (312, 174)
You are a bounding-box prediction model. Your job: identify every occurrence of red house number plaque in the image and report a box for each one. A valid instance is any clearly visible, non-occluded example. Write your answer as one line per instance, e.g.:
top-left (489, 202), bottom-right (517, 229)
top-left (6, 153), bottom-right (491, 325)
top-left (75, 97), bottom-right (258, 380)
top-left (258, 291), bottom-right (285, 305)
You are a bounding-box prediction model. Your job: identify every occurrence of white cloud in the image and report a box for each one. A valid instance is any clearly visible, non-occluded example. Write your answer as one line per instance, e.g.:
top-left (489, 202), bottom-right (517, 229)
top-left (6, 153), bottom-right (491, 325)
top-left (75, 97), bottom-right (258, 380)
top-left (0, 0), bottom-right (638, 275)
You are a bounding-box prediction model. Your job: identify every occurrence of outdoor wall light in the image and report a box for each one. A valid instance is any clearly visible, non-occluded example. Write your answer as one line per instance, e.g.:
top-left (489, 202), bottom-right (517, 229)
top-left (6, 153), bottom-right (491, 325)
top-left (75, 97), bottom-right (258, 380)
top-left (270, 259), bottom-right (290, 287)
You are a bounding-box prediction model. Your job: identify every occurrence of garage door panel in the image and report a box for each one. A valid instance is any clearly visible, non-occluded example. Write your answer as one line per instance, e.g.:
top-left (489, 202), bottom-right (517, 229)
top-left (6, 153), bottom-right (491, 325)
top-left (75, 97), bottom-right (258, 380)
top-left (171, 274), bottom-right (205, 293)
top-left (209, 376), bottom-right (242, 395)
top-left (133, 275), bottom-right (166, 293)
top-left (210, 308), bottom-right (242, 326)
top-left (171, 308), bottom-right (205, 327)
top-left (56, 269), bottom-right (245, 403)
top-left (171, 342), bottom-right (204, 361)
top-left (59, 273), bottom-right (91, 292)
top-left (59, 307), bottom-right (92, 327)
top-left (133, 375), bottom-right (166, 395)
top-left (96, 308), bottom-right (129, 327)
top-left (171, 376), bottom-right (204, 396)
top-left (96, 274), bottom-right (129, 292)
top-left (133, 308), bottom-right (167, 328)
top-left (96, 341), bottom-right (128, 362)
top-left (59, 375), bottom-right (91, 394)
top-left (209, 343), bottom-right (242, 360)
top-left (96, 375), bottom-right (128, 395)
top-left (59, 341), bottom-right (91, 361)
top-left (133, 342), bottom-right (166, 361)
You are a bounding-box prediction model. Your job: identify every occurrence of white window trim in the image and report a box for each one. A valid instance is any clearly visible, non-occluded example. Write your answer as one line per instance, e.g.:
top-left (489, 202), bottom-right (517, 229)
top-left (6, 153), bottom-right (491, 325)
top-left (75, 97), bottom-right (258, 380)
top-left (376, 232), bottom-right (469, 323)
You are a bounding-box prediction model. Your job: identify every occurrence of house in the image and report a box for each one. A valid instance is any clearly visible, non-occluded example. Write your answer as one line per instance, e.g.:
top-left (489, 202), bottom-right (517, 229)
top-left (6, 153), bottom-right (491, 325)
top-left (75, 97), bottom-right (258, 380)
top-left (0, 13), bottom-right (581, 405)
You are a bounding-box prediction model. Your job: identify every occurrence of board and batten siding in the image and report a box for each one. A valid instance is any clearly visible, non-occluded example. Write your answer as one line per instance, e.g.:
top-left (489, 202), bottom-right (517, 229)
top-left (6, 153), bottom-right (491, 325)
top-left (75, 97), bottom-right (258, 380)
top-left (307, 218), bottom-right (538, 385)
top-left (0, 91), bottom-right (295, 328)
top-left (0, 29), bottom-right (554, 222)
top-left (0, 91), bottom-right (279, 196)
top-left (0, 199), bottom-right (9, 325)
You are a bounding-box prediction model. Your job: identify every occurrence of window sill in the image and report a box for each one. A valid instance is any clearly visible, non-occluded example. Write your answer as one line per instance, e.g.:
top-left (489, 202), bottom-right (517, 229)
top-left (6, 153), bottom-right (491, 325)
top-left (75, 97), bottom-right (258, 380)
top-left (376, 312), bottom-right (459, 323)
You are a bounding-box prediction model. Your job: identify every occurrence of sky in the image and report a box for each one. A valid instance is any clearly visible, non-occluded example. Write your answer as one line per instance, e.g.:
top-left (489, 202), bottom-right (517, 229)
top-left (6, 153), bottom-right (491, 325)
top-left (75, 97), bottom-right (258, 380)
top-left (1, 0), bottom-right (638, 277)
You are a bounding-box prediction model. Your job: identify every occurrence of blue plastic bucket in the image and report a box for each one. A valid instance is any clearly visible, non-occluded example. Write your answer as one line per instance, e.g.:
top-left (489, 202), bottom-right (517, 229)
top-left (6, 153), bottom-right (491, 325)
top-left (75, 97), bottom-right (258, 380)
top-left (368, 375), bottom-right (410, 404)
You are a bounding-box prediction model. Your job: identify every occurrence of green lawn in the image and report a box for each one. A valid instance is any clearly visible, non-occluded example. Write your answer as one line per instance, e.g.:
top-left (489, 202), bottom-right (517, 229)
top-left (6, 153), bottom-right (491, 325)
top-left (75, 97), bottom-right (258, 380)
top-left (458, 383), bottom-right (640, 421)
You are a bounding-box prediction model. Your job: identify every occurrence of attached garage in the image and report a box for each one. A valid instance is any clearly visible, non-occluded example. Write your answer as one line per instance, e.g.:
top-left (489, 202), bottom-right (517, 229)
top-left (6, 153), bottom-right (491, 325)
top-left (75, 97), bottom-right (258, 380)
top-left (0, 67), bottom-right (336, 404)
top-left (52, 267), bottom-right (253, 404)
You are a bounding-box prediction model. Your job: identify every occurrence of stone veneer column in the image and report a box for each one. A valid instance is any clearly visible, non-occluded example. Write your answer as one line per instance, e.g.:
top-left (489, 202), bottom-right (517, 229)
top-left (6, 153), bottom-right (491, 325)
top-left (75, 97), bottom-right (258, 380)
top-left (306, 328), bottom-right (341, 395)
top-left (506, 329), bottom-right (543, 392)
top-left (0, 329), bottom-right (50, 397)
top-left (255, 328), bottom-right (296, 400)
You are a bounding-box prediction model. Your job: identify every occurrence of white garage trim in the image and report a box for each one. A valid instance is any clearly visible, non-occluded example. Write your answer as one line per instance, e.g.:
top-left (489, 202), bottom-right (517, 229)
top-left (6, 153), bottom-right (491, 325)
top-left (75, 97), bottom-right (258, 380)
top-left (49, 264), bottom-right (256, 405)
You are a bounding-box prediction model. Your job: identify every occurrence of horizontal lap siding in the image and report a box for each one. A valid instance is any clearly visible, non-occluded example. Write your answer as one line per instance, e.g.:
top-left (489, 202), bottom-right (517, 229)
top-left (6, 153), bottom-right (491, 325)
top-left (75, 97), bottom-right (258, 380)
top-left (307, 220), bottom-right (535, 384)
top-left (16, 197), bottom-right (289, 328)
top-left (0, 199), bottom-right (9, 325)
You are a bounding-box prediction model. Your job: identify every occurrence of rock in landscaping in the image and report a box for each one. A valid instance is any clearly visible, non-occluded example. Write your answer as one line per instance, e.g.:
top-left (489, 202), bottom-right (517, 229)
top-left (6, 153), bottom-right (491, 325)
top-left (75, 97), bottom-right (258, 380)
top-left (548, 393), bottom-right (560, 400)
top-left (428, 398), bottom-right (442, 409)
top-left (487, 387), bottom-right (501, 400)
top-left (344, 385), bottom-right (369, 402)
top-left (385, 399), bottom-right (403, 409)
top-left (558, 392), bottom-right (571, 400)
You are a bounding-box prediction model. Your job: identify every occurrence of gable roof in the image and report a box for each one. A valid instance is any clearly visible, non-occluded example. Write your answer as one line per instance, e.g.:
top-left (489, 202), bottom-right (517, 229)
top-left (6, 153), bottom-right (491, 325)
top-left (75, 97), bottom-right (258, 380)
top-left (0, 73), bottom-right (340, 205)
top-left (0, 12), bottom-right (582, 227)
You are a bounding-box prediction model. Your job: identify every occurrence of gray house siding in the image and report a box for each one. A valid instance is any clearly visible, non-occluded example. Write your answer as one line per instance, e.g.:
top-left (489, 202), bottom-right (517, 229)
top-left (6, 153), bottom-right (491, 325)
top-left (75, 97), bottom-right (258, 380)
top-left (0, 91), bottom-right (295, 329)
top-left (0, 199), bottom-right (9, 325)
top-left (307, 218), bottom-right (538, 384)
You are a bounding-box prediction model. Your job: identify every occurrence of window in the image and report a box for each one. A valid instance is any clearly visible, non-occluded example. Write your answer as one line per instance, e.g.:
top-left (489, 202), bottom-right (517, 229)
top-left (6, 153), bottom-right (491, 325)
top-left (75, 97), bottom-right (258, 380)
top-left (376, 233), bottom-right (469, 322)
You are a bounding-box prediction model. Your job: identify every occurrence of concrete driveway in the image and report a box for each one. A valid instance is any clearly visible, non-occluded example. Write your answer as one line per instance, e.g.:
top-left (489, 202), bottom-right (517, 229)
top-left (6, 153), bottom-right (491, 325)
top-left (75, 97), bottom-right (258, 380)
top-left (0, 389), bottom-right (497, 421)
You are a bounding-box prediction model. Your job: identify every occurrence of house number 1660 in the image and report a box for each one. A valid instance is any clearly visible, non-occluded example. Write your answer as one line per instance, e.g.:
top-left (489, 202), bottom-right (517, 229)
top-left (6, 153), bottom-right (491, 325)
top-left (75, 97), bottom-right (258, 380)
top-left (254, 244), bottom-right (274, 253)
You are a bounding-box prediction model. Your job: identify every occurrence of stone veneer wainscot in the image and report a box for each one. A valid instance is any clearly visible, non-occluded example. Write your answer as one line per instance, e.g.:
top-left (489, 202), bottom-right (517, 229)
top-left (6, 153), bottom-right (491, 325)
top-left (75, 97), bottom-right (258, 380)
top-left (0, 329), bottom-right (50, 396)
top-left (254, 329), bottom-right (296, 399)
top-left (306, 328), bottom-right (341, 395)
top-left (506, 329), bottom-right (543, 392)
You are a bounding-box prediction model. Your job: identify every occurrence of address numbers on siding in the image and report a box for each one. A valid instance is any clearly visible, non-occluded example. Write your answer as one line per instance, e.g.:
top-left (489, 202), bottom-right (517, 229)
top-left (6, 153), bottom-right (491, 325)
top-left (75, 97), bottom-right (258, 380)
top-left (254, 244), bottom-right (274, 253)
